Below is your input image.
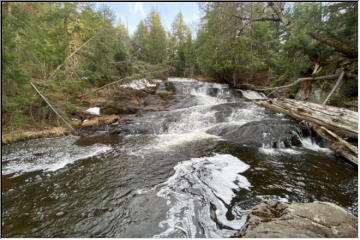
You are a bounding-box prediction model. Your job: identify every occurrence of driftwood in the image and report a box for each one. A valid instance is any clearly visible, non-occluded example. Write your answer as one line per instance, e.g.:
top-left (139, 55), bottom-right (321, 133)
top-left (255, 74), bottom-right (339, 91)
top-left (258, 98), bottom-right (358, 164)
top-left (258, 98), bottom-right (358, 138)
top-left (309, 123), bottom-right (358, 165)
top-left (30, 82), bottom-right (74, 131)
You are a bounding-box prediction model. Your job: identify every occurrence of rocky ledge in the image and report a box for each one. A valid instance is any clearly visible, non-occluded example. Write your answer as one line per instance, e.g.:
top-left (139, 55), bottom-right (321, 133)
top-left (233, 200), bottom-right (357, 238)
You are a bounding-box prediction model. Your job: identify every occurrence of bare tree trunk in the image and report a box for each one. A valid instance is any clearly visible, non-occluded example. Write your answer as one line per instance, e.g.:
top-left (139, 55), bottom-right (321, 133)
top-left (258, 98), bottom-right (358, 164)
top-left (30, 82), bottom-right (74, 131)
top-left (309, 123), bottom-right (358, 165)
top-left (323, 70), bottom-right (345, 105)
top-left (258, 98), bottom-right (358, 138)
top-left (307, 32), bottom-right (357, 58)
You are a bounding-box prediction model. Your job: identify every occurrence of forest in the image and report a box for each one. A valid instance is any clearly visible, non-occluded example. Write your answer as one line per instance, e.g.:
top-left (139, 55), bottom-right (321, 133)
top-left (2, 2), bottom-right (359, 238)
top-left (2, 2), bottom-right (358, 132)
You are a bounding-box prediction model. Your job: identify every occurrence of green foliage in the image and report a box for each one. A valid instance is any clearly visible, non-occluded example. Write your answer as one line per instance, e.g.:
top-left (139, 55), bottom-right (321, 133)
top-left (132, 10), bottom-right (167, 64)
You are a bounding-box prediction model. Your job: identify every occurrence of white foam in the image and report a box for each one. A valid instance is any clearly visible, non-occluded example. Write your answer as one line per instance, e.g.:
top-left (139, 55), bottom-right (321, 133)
top-left (168, 77), bottom-right (197, 83)
top-left (119, 78), bottom-right (156, 90)
top-left (85, 107), bottom-right (100, 115)
top-left (240, 90), bottom-right (267, 100)
top-left (145, 132), bottom-right (218, 151)
top-left (300, 137), bottom-right (333, 153)
top-left (154, 154), bottom-right (251, 237)
top-left (2, 144), bottom-right (112, 176)
top-left (259, 147), bottom-right (303, 156)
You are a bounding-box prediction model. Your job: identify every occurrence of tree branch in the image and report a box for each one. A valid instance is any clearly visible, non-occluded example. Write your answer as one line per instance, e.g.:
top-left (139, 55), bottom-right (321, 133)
top-left (232, 15), bottom-right (281, 22)
top-left (255, 74), bottom-right (339, 91)
top-left (307, 32), bottom-right (358, 58)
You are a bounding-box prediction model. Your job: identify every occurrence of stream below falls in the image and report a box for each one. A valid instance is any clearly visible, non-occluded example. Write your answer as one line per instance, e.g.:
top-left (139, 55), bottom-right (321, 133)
top-left (2, 77), bottom-right (358, 237)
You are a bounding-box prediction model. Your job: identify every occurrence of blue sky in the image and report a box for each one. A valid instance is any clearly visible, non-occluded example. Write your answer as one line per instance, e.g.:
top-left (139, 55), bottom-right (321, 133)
top-left (95, 2), bottom-right (201, 35)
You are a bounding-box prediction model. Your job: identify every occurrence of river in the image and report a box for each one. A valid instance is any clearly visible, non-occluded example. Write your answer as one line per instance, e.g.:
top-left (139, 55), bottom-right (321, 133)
top-left (2, 77), bottom-right (357, 237)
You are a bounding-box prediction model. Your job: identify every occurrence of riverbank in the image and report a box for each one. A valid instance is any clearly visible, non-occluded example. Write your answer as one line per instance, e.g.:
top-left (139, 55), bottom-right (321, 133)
top-left (2, 77), bottom-right (357, 237)
top-left (2, 77), bottom-right (177, 145)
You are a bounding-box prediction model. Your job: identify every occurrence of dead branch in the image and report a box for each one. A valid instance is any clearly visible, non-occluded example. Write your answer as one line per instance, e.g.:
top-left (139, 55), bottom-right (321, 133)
top-left (255, 74), bottom-right (339, 91)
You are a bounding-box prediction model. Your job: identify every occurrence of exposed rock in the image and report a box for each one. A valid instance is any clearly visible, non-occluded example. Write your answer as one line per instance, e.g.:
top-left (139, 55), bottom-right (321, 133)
top-left (233, 200), bottom-right (358, 238)
top-left (81, 115), bottom-right (119, 128)
top-left (206, 120), bottom-right (303, 148)
top-left (102, 102), bottom-right (139, 114)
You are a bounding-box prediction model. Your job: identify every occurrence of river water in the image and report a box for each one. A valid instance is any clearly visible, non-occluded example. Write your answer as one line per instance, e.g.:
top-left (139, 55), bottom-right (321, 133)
top-left (2, 78), bottom-right (357, 237)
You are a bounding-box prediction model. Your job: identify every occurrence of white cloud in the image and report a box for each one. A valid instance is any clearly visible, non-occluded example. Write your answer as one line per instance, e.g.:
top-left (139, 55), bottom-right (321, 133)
top-left (133, 2), bottom-right (146, 18)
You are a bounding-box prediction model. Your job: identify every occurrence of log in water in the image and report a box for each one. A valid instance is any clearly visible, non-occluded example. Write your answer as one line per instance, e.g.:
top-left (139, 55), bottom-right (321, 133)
top-left (2, 78), bottom-right (358, 237)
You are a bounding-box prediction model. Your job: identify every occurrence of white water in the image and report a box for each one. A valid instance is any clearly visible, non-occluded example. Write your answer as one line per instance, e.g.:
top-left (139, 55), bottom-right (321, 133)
top-left (2, 141), bottom-right (111, 176)
top-left (154, 154), bottom-right (251, 238)
top-left (119, 78), bottom-right (156, 90)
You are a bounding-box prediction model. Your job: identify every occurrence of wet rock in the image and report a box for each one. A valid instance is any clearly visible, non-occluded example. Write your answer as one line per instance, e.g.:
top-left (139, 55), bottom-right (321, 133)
top-left (233, 200), bottom-right (358, 238)
top-left (165, 81), bottom-right (176, 93)
top-left (102, 102), bottom-right (139, 114)
top-left (207, 120), bottom-right (302, 148)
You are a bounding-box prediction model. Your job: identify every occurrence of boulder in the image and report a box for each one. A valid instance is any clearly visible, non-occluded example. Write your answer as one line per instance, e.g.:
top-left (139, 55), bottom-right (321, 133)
top-left (102, 102), bottom-right (139, 114)
top-left (233, 200), bottom-right (358, 238)
top-left (206, 120), bottom-right (303, 148)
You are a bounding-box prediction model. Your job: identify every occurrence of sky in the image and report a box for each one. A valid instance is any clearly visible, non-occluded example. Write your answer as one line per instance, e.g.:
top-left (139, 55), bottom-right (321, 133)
top-left (95, 2), bottom-right (201, 35)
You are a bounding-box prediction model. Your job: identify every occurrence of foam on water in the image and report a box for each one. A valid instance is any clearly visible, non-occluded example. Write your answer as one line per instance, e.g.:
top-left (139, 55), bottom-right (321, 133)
top-left (144, 132), bottom-right (218, 151)
top-left (300, 137), bottom-right (333, 153)
top-left (259, 147), bottom-right (303, 156)
top-left (154, 154), bottom-right (251, 238)
top-left (2, 144), bottom-right (112, 176)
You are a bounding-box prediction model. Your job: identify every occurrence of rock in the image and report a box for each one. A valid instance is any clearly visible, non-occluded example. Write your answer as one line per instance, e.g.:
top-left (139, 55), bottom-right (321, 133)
top-left (157, 91), bottom-right (175, 99)
top-left (233, 200), bottom-right (358, 238)
top-left (81, 115), bottom-right (119, 127)
top-left (206, 120), bottom-right (302, 148)
top-left (71, 119), bottom-right (82, 127)
top-left (164, 81), bottom-right (176, 93)
top-left (102, 102), bottom-right (139, 114)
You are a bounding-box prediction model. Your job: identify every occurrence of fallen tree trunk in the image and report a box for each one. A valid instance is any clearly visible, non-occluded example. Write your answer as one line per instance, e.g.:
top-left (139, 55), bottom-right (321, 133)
top-left (309, 123), bottom-right (358, 165)
top-left (30, 82), bottom-right (74, 131)
top-left (255, 74), bottom-right (339, 91)
top-left (258, 98), bottom-right (358, 138)
top-left (258, 98), bottom-right (358, 164)
top-left (307, 32), bottom-right (358, 59)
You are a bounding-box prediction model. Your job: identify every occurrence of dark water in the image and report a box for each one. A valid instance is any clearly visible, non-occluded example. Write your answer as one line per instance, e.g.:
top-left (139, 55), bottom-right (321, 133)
top-left (2, 78), bottom-right (357, 237)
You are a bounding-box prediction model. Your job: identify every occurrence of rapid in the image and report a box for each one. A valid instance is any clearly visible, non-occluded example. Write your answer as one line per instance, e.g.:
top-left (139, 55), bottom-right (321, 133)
top-left (2, 77), bottom-right (357, 237)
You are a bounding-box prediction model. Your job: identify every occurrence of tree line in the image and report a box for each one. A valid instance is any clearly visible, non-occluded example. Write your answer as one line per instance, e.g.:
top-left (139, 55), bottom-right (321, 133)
top-left (2, 2), bottom-right (357, 131)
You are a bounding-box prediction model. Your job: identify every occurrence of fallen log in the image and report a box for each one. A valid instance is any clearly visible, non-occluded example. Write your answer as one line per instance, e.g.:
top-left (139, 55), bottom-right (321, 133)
top-left (258, 98), bottom-right (358, 164)
top-left (309, 123), bottom-right (358, 165)
top-left (258, 98), bottom-right (358, 139)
